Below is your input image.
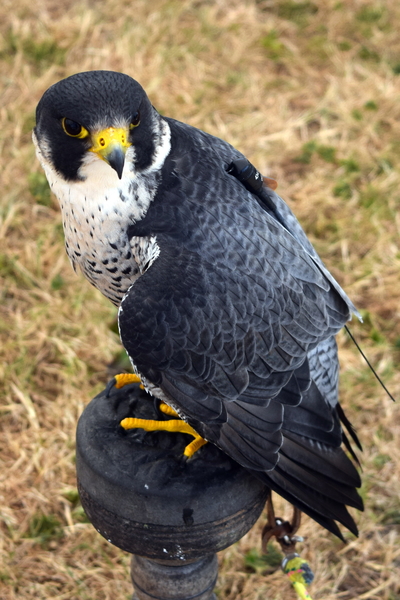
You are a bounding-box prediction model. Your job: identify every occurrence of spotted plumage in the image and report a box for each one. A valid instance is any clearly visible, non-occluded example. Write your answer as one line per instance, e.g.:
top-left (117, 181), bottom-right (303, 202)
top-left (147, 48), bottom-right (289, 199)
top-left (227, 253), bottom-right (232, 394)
top-left (34, 70), bottom-right (363, 539)
top-left (33, 75), bottom-right (170, 303)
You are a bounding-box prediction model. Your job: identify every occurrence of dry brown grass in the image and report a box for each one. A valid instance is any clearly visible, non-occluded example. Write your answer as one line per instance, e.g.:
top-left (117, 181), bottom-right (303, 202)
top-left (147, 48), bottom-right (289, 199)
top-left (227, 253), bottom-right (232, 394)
top-left (1, 0), bottom-right (400, 598)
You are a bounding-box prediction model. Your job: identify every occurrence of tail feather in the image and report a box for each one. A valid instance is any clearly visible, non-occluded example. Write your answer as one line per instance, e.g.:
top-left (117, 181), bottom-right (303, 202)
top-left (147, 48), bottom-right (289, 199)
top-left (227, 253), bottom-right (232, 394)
top-left (250, 408), bottom-right (363, 537)
top-left (336, 402), bottom-right (363, 451)
top-left (257, 465), bottom-right (359, 537)
top-left (282, 431), bottom-right (361, 487)
top-left (342, 429), bottom-right (362, 467)
top-left (277, 447), bottom-right (362, 509)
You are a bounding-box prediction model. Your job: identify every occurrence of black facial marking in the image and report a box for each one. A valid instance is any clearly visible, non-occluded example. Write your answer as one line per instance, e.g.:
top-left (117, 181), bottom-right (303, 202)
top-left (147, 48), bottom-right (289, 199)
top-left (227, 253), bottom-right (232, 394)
top-left (35, 71), bottom-right (158, 181)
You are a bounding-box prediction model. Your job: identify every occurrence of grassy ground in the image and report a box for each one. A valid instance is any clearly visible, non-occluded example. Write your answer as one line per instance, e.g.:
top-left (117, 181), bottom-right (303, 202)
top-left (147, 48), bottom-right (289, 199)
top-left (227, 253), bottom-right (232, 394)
top-left (1, 0), bottom-right (400, 598)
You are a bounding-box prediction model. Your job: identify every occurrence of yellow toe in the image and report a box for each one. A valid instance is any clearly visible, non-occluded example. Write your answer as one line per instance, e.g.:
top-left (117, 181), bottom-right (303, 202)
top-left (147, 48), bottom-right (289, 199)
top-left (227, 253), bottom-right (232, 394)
top-left (183, 434), bottom-right (208, 459)
top-left (120, 412), bottom-right (207, 458)
top-left (114, 373), bottom-right (142, 389)
top-left (159, 402), bottom-right (180, 417)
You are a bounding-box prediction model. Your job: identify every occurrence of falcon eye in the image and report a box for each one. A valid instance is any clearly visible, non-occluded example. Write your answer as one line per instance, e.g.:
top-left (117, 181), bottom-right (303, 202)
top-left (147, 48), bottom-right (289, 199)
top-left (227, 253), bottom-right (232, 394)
top-left (62, 118), bottom-right (89, 139)
top-left (130, 112), bottom-right (140, 129)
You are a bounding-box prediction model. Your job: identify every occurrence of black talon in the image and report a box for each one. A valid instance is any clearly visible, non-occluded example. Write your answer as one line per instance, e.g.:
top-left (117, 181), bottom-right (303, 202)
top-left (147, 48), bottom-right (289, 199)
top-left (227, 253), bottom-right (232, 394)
top-left (105, 377), bottom-right (118, 398)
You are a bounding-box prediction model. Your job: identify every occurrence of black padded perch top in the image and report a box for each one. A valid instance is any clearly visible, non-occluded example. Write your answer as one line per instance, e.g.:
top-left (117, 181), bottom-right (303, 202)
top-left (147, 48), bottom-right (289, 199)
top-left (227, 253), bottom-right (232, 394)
top-left (76, 383), bottom-right (270, 562)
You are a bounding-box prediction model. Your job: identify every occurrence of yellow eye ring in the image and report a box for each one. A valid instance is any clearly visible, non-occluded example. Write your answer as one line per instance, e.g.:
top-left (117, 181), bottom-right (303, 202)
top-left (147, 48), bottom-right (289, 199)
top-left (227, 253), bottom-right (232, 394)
top-left (62, 117), bottom-right (89, 139)
top-left (129, 111), bottom-right (140, 129)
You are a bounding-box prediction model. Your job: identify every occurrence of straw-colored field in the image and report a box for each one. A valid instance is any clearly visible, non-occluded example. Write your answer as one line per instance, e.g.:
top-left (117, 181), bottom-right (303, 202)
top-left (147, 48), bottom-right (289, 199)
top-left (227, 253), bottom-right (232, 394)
top-left (1, 1), bottom-right (400, 598)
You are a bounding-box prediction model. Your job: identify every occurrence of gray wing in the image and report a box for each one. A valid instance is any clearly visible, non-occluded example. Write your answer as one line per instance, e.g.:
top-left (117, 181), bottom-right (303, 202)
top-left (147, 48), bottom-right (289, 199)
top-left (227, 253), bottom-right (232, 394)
top-left (119, 120), bottom-right (362, 536)
top-left (120, 122), bottom-right (352, 470)
top-left (308, 336), bottom-right (339, 408)
top-left (270, 189), bottom-right (361, 320)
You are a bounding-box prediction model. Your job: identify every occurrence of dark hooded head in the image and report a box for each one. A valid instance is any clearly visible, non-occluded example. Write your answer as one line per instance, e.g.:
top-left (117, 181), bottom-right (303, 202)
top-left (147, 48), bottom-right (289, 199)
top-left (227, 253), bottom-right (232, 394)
top-left (34, 71), bottom-right (159, 180)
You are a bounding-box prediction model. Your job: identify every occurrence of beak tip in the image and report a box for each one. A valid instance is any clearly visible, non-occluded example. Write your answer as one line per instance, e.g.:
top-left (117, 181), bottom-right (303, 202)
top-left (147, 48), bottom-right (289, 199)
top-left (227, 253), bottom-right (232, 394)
top-left (106, 147), bottom-right (126, 180)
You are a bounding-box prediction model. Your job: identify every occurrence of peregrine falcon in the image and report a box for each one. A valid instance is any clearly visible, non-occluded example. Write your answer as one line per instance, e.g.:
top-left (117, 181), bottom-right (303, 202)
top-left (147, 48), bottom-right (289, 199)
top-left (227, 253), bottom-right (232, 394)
top-left (34, 70), bottom-right (363, 539)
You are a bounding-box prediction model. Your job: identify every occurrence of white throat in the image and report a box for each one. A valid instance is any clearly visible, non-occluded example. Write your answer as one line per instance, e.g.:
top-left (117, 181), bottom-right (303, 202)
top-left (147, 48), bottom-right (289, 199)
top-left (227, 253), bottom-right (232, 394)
top-left (33, 119), bottom-right (171, 304)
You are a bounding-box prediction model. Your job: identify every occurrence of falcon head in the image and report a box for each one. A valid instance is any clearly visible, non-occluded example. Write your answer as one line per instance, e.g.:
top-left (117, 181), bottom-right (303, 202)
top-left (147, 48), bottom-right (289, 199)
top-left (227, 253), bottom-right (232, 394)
top-left (34, 71), bottom-right (159, 181)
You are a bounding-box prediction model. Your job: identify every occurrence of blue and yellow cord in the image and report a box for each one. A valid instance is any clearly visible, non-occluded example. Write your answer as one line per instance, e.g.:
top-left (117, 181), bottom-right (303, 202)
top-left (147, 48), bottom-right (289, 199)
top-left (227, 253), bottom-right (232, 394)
top-left (282, 554), bottom-right (314, 600)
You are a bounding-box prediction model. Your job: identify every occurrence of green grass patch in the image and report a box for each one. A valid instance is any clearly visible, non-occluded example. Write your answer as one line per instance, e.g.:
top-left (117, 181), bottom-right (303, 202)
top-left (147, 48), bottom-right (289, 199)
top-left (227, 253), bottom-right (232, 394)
top-left (28, 172), bottom-right (51, 206)
top-left (355, 309), bottom-right (387, 344)
top-left (25, 512), bottom-right (64, 547)
top-left (0, 30), bottom-right (66, 68)
top-left (51, 273), bottom-right (65, 291)
top-left (359, 186), bottom-right (378, 209)
top-left (356, 6), bottom-right (385, 23)
top-left (277, 1), bottom-right (318, 26)
top-left (0, 254), bottom-right (36, 289)
top-left (0, 571), bottom-right (12, 583)
top-left (23, 113), bottom-right (36, 135)
top-left (62, 488), bottom-right (80, 505)
top-left (22, 37), bottom-right (66, 67)
top-left (358, 45), bottom-right (380, 62)
top-left (72, 506), bottom-right (91, 524)
top-left (333, 181), bottom-right (352, 199)
top-left (0, 30), bottom-right (19, 59)
top-left (376, 158), bottom-right (393, 174)
top-left (373, 454), bottom-right (391, 468)
top-left (294, 141), bottom-right (317, 164)
top-left (380, 508), bottom-right (400, 525)
top-left (261, 30), bottom-right (287, 60)
top-left (364, 100), bottom-right (378, 110)
top-left (305, 33), bottom-right (330, 64)
top-left (340, 158), bottom-right (360, 173)
top-left (358, 185), bottom-right (391, 215)
top-left (352, 108), bottom-right (363, 121)
top-left (338, 40), bottom-right (352, 51)
top-left (316, 145), bottom-right (336, 163)
top-left (294, 141), bottom-right (337, 165)
top-left (376, 424), bottom-right (394, 442)
top-left (244, 546), bottom-right (282, 573)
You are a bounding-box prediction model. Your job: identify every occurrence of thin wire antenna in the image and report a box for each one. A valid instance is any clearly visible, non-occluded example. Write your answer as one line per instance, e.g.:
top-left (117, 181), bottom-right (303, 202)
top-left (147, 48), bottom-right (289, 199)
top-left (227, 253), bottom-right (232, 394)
top-left (345, 325), bottom-right (396, 402)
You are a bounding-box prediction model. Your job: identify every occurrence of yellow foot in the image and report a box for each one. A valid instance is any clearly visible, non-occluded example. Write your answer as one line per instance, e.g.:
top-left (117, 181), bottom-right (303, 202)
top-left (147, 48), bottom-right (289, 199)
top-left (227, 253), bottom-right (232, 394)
top-left (105, 372), bottom-right (144, 398)
top-left (113, 373), bottom-right (143, 389)
top-left (121, 402), bottom-right (207, 459)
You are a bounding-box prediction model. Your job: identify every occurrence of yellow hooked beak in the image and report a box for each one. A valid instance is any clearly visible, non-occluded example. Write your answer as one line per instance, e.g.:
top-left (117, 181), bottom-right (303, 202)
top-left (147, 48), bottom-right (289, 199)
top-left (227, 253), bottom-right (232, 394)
top-left (90, 127), bottom-right (131, 179)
